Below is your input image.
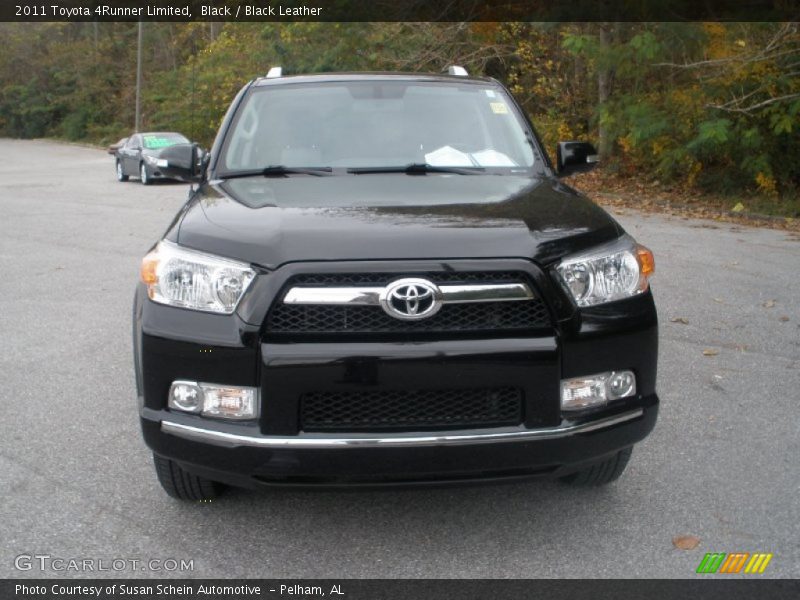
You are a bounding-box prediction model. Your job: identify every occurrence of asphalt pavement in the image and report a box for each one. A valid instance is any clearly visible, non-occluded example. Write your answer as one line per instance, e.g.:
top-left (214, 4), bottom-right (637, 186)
top-left (0, 139), bottom-right (797, 579)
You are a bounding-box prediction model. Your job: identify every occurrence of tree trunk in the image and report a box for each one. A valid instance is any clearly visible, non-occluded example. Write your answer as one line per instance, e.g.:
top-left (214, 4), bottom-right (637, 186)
top-left (597, 24), bottom-right (612, 158)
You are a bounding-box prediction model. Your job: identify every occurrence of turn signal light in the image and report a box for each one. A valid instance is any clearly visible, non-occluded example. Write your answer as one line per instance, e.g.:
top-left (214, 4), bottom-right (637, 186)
top-left (636, 244), bottom-right (655, 277)
top-left (140, 251), bottom-right (159, 285)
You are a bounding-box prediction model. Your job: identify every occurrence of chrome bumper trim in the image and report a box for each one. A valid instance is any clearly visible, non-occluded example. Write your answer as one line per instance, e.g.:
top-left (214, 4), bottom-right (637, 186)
top-left (160, 409), bottom-right (644, 449)
top-left (282, 282), bottom-right (534, 306)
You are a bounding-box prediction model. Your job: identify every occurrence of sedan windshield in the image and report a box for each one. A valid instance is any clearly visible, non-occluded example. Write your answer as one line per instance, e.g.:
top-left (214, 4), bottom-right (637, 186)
top-left (142, 133), bottom-right (189, 150)
top-left (219, 80), bottom-right (538, 176)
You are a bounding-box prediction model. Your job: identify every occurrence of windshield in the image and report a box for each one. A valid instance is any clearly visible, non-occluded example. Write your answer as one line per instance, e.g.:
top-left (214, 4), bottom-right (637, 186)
top-left (142, 133), bottom-right (189, 150)
top-left (219, 81), bottom-right (538, 175)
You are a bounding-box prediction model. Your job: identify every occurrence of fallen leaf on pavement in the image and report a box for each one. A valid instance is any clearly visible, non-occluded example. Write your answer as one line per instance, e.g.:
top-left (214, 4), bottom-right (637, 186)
top-left (673, 535), bottom-right (701, 550)
top-left (670, 317), bottom-right (690, 324)
top-left (779, 316), bottom-right (790, 322)
top-left (703, 349), bottom-right (719, 356)
top-left (763, 300), bottom-right (776, 308)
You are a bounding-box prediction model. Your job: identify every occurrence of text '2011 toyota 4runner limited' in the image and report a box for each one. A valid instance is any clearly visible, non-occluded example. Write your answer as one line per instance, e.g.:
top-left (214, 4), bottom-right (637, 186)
top-left (133, 66), bottom-right (658, 500)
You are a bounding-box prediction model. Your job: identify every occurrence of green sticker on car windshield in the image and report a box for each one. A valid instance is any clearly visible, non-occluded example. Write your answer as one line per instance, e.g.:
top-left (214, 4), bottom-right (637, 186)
top-left (143, 136), bottom-right (178, 149)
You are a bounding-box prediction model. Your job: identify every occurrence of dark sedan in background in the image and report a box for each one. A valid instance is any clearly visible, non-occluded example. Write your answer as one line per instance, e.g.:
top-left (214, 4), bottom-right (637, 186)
top-left (107, 137), bottom-right (128, 155)
top-left (115, 131), bottom-right (190, 185)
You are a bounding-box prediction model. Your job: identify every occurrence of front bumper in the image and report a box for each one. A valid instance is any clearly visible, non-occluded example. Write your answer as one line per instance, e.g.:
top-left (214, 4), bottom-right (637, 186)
top-left (141, 162), bottom-right (173, 181)
top-left (134, 258), bottom-right (659, 488)
top-left (142, 397), bottom-right (657, 487)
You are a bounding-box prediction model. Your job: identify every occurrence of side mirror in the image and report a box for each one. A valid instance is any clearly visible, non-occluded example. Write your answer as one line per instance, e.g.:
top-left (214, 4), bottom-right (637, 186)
top-left (557, 141), bottom-right (599, 178)
top-left (157, 143), bottom-right (206, 183)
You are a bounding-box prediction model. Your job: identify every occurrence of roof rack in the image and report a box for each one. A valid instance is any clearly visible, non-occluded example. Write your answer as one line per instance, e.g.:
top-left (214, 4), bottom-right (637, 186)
top-left (266, 66), bottom-right (282, 78)
top-left (447, 65), bottom-right (468, 77)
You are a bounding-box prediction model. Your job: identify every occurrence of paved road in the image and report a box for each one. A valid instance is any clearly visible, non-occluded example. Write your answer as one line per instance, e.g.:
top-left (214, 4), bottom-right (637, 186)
top-left (1, 139), bottom-right (797, 579)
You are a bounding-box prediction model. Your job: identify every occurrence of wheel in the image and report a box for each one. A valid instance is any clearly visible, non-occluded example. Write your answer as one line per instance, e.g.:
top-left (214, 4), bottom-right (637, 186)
top-left (560, 447), bottom-right (633, 486)
top-left (152, 454), bottom-right (223, 500)
top-left (140, 162), bottom-right (151, 185)
top-left (116, 160), bottom-right (128, 182)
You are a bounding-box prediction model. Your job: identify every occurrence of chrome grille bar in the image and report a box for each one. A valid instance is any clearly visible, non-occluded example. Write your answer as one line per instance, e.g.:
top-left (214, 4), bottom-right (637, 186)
top-left (283, 282), bottom-right (534, 305)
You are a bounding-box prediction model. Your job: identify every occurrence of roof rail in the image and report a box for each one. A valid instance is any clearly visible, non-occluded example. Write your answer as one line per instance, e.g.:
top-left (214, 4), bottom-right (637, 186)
top-left (266, 66), bottom-right (282, 79)
top-left (447, 65), bottom-right (468, 77)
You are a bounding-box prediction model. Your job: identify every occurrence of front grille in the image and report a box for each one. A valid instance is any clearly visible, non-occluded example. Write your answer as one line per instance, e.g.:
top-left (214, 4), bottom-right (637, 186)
top-left (266, 271), bottom-right (551, 336)
top-left (269, 302), bottom-right (549, 334)
top-left (301, 387), bottom-right (523, 432)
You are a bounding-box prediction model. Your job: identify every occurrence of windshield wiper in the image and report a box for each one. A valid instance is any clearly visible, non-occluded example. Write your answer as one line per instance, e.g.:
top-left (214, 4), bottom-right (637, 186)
top-left (347, 163), bottom-right (485, 175)
top-left (219, 165), bottom-right (333, 179)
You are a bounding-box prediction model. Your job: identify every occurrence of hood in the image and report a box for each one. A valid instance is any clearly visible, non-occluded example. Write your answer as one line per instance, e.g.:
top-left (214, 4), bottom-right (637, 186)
top-left (171, 174), bottom-right (623, 269)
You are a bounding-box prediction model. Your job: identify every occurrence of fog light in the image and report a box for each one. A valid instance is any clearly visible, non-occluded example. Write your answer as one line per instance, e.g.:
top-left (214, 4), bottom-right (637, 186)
top-left (561, 370), bottom-right (636, 412)
top-left (167, 381), bottom-right (258, 420)
top-left (168, 381), bottom-right (203, 413)
top-left (607, 370), bottom-right (636, 400)
top-left (202, 386), bottom-right (258, 420)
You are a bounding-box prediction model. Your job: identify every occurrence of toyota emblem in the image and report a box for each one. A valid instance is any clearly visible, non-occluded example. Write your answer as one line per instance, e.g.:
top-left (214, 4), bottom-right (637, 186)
top-left (379, 278), bottom-right (443, 321)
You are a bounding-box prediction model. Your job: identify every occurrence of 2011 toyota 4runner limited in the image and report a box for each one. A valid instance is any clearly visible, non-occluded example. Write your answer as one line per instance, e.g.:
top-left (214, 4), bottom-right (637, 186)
top-left (133, 66), bottom-right (658, 500)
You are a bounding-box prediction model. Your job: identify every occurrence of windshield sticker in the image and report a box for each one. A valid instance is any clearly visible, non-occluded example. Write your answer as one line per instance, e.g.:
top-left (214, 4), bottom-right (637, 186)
top-left (425, 146), bottom-right (517, 167)
top-left (143, 136), bottom-right (180, 149)
top-left (425, 146), bottom-right (475, 167)
top-left (485, 90), bottom-right (496, 98)
top-left (490, 102), bottom-right (509, 114)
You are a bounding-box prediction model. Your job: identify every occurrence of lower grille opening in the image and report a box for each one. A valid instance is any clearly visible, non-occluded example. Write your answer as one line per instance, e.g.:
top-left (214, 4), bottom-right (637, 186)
top-left (300, 387), bottom-right (524, 432)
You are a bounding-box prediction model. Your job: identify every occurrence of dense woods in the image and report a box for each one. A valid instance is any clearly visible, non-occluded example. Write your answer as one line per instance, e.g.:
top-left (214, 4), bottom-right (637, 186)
top-left (0, 22), bottom-right (798, 203)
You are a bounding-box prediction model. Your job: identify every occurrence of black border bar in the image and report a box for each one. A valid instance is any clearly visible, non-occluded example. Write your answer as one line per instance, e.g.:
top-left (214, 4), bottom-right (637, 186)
top-left (3, 579), bottom-right (800, 600)
top-left (3, 0), bottom-right (799, 22)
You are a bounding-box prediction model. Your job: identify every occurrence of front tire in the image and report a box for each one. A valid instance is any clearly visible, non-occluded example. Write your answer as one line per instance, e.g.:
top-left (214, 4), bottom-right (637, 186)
top-left (140, 162), bottom-right (151, 185)
top-left (560, 447), bottom-right (633, 486)
top-left (116, 160), bottom-right (128, 182)
top-left (153, 454), bottom-right (223, 500)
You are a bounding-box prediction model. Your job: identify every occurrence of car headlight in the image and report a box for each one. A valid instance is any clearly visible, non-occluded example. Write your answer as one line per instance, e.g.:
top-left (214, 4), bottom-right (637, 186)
top-left (555, 236), bottom-right (654, 307)
top-left (144, 155), bottom-right (168, 167)
top-left (140, 241), bottom-right (255, 314)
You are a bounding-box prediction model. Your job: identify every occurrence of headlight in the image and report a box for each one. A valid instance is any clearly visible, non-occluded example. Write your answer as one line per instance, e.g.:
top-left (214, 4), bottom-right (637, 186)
top-left (140, 241), bottom-right (255, 314)
top-left (556, 236), bottom-right (654, 307)
top-left (144, 155), bottom-right (168, 167)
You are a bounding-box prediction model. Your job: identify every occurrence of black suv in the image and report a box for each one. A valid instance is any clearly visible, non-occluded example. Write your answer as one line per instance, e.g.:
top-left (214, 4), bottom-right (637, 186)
top-left (133, 67), bottom-right (658, 500)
